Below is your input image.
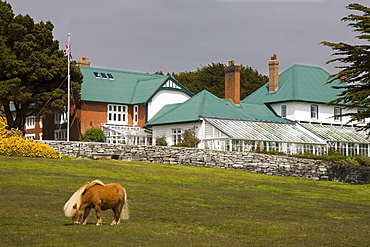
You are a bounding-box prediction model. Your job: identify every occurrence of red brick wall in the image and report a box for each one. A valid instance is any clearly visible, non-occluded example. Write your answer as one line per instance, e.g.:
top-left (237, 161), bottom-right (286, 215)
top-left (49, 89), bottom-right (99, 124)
top-left (80, 101), bottom-right (107, 135)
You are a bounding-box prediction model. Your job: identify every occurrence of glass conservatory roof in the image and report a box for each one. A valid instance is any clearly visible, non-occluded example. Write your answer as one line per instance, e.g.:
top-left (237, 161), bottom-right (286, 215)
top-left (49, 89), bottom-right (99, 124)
top-left (203, 117), bottom-right (326, 144)
top-left (300, 123), bottom-right (370, 143)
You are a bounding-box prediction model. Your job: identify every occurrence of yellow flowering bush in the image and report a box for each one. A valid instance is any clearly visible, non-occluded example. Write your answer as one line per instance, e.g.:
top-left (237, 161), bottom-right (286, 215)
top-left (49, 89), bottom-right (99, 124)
top-left (0, 117), bottom-right (60, 158)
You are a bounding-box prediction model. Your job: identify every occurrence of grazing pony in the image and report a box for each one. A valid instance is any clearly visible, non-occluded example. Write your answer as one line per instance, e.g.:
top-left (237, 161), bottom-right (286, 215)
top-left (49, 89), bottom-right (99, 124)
top-left (63, 180), bottom-right (129, 225)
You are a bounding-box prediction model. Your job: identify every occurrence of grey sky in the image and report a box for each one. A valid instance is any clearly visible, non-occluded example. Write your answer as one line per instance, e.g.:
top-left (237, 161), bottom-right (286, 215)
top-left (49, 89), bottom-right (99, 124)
top-left (7, 0), bottom-right (366, 75)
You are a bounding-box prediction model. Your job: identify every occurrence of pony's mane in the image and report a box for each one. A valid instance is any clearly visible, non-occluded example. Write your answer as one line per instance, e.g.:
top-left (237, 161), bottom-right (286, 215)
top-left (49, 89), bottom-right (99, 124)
top-left (63, 180), bottom-right (105, 217)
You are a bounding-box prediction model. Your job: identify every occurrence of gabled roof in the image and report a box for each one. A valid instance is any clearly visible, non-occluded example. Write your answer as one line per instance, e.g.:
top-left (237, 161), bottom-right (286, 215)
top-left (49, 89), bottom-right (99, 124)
top-left (80, 66), bottom-right (193, 104)
top-left (146, 90), bottom-right (289, 127)
top-left (242, 64), bottom-right (345, 105)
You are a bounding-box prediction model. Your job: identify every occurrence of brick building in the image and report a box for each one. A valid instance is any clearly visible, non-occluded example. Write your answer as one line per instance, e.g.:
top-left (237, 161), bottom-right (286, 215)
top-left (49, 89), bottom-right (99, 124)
top-left (25, 57), bottom-right (193, 143)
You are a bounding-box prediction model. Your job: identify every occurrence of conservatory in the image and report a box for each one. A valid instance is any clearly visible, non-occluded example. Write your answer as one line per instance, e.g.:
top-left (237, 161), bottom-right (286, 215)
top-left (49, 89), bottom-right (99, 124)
top-left (201, 117), bottom-right (370, 156)
top-left (300, 123), bottom-right (370, 157)
top-left (202, 117), bottom-right (327, 154)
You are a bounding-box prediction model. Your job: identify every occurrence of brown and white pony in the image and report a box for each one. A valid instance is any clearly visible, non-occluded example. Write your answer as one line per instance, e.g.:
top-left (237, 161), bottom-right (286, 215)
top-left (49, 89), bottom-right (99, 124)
top-left (63, 180), bottom-right (129, 225)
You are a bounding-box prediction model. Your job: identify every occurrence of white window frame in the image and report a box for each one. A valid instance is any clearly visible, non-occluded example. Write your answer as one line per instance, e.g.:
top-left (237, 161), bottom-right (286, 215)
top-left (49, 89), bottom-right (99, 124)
top-left (107, 104), bottom-right (128, 124)
top-left (134, 105), bottom-right (139, 126)
top-left (172, 128), bottom-right (182, 145)
top-left (281, 105), bottom-right (287, 118)
top-left (334, 107), bottom-right (342, 121)
top-left (39, 116), bottom-right (43, 128)
top-left (54, 111), bottom-right (67, 124)
top-left (310, 105), bottom-right (318, 119)
top-left (54, 129), bottom-right (67, 141)
top-left (25, 116), bottom-right (35, 129)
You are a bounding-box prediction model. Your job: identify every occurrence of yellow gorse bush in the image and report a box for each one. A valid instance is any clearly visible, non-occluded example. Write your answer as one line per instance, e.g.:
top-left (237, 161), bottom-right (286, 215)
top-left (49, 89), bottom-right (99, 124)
top-left (0, 117), bottom-right (60, 158)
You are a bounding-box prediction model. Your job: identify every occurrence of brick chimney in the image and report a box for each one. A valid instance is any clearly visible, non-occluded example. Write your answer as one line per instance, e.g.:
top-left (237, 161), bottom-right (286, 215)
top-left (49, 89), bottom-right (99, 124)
top-left (224, 60), bottom-right (241, 104)
top-left (77, 57), bottom-right (91, 67)
top-left (268, 54), bottom-right (279, 92)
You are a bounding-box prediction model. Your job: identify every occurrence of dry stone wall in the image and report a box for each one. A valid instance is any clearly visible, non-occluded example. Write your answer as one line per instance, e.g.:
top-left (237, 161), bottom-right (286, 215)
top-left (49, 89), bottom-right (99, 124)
top-left (43, 141), bottom-right (370, 184)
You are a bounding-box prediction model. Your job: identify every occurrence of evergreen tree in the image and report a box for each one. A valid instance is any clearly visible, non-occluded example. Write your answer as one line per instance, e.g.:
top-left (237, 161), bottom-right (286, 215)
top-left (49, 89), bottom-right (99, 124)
top-left (172, 63), bottom-right (267, 99)
top-left (321, 3), bottom-right (370, 129)
top-left (0, 1), bottom-right (83, 131)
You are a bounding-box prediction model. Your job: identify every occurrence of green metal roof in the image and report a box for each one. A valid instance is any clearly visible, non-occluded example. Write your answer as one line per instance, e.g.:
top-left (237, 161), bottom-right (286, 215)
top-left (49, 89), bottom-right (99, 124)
top-left (242, 64), bottom-right (345, 105)
top-left (146, 90), bottom-right (289, 127)
top-left (80, 66), bottom-right (193, 104)
top-left (239, 102), bottom-right (291, 123)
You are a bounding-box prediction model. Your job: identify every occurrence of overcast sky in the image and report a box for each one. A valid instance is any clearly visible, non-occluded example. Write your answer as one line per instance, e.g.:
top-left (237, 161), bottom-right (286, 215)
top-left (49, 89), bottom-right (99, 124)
top-left (7, 0), bottom-right (367, 75)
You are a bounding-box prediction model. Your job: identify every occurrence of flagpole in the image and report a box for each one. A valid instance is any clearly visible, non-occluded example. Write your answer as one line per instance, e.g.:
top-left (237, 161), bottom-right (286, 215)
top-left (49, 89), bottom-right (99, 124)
top-left (67, 33), bottom-right (71, 141)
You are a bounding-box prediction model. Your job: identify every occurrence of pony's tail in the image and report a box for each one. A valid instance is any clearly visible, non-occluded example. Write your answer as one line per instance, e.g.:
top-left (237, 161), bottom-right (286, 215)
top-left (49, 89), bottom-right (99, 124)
top-left (120, 188), bottom-right (130, 220)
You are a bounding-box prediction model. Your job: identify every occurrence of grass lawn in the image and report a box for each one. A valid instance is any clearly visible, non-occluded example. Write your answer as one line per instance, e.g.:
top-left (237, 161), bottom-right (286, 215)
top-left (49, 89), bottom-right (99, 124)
top-left (1, 156), bottom-right (370, 246)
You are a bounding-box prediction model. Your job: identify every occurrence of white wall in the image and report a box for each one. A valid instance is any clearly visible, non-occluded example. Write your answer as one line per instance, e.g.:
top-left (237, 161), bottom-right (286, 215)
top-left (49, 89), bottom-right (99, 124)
top-left (271, 101), bottom-right (367, 125)
top-left (152, 122), bottom-right (202, 147)
top-left (147, 90), bottom-right (191, 121)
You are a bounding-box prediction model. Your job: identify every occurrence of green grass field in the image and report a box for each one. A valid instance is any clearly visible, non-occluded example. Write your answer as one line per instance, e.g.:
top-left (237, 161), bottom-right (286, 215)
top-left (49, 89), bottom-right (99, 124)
top-left (1, 156), bottom-right (370, 246)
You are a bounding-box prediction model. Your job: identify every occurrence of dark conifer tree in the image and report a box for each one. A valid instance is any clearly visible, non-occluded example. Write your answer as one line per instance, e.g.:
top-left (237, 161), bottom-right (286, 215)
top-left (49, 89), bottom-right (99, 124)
top-left (0, 1), bottom-right (83, 131)
top-left (321, 3), bottom-right (370, 129)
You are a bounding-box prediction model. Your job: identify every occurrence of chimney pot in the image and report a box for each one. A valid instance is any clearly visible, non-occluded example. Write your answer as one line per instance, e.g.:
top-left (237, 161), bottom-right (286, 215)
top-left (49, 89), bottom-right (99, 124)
top-left (77, 57), bottom-right (91, 67)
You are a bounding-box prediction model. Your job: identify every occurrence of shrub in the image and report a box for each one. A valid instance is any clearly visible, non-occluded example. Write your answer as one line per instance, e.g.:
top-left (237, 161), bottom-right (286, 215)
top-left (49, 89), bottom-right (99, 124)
top-left (0, 117), bottom-right (60, 158)
top-left (174, 127), bottom-right (200, 148)
top-left (80, 128), bottom-right (105, 142)
top-left (155, 136), bottom-right (168, 146)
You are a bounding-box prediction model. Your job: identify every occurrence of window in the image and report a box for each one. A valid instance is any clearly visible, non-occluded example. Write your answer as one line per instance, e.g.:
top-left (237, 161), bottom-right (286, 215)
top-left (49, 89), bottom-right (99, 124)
top-left (54, 129), bottom-right (67, 141)
top-left (358, 109), bottom-right (365, 123)
top-left (101, 73), bottom-right (107, 79)
top-left (107, 73), bottom-right (114, 79)
top-left (108, 104), bottom-right (127, 124)
top-left (54, 111), bottom-right (67, 124)
top-left (25, 116), bottom-right (35, 129)
top-left (93, 72), bottom-right (100, 78)
top-left (25, 134), bottom-right (35, 140)
top-left (172, 129), bottom-right (182, 145)
top-left (310, 105), bottom-right (318, 119)
top-left (334, 107), bottom-right (342, 121)
top-left (134, 105), bottom-right (138, 126)
top-left (281, 105), bottom-right (287, 118)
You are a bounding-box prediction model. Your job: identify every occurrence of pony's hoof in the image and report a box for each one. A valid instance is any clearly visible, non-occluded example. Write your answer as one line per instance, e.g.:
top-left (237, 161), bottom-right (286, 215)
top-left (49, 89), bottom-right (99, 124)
top-left (74, 222), bottom-right (81, 225)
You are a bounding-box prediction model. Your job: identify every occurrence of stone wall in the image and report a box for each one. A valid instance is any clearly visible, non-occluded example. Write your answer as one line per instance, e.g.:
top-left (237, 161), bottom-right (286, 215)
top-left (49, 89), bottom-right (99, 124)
top-left (43, 141), bottom-right (370, 184)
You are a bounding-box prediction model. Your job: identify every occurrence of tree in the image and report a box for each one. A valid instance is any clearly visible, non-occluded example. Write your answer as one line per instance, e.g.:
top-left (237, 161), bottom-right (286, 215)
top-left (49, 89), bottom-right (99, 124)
top-left (172, 63), bottom-right (267, 99)
top-left (0, 1), bottom-right (83, 132)
top-left (321, 3), bottom-right (370, 129)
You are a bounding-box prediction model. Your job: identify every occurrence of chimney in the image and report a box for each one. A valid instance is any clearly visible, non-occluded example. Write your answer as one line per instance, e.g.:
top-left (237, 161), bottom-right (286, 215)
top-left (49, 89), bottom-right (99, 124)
top-left (268, 54), bottom-right (279, 92)
top-left (77, 57), bottom-right (91, 67)
top-left (224, 60), bottom-right (241, 104)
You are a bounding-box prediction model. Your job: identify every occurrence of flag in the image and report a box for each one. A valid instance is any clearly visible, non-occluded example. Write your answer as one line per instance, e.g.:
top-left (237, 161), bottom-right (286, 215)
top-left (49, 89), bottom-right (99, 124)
top-left (63, 35), bottom-right (72, 63)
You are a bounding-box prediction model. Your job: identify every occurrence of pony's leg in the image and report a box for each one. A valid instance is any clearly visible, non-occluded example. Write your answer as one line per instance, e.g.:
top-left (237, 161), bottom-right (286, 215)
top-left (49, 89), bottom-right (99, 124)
top-left (81, 207), bottom-right (91, 225)
top-left (110, 205), bottom-right (122, 225)
top-left (95, 206), bottom-right (103, 225)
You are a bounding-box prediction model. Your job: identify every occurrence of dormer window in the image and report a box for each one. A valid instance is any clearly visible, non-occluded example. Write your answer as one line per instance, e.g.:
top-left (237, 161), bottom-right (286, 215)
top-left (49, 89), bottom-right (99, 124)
top-left (93, 72), bottom-right (100, 78)
top-left (101, 73), bottom-right (107, 79)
